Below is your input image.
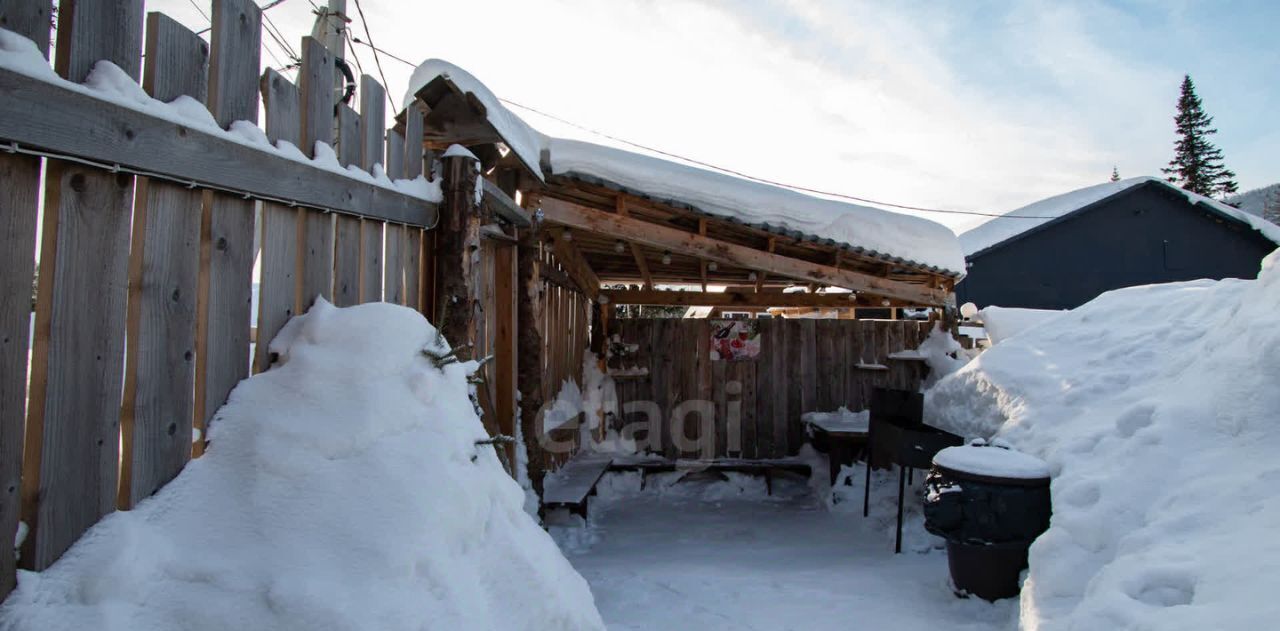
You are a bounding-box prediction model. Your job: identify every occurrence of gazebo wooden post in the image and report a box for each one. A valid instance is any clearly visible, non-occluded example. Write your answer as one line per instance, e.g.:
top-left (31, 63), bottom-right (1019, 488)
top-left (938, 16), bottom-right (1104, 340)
top-left (516, 202), bottom-right (548, 501)
top-left (435, 150), bottom-right (483, 348)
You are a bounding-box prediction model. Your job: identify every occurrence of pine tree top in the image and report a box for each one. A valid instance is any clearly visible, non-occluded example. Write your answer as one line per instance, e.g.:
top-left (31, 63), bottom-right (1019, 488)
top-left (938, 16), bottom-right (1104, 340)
top-left (1163, 74), bottom-right (1238, 199)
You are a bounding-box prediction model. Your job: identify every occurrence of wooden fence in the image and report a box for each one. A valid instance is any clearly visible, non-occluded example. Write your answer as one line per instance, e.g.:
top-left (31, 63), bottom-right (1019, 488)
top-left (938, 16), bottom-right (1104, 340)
top-left (538, 245), bottom-right (591, 468)
top-left (610, 318), bottom-right (934, 459)
top-left (0, 0), bottom-right (439, 600)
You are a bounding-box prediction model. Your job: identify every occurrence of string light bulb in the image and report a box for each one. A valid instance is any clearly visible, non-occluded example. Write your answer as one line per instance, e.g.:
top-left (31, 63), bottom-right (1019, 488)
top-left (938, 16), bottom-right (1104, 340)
top-left (662, 251), bottom-right (672, 265)
top-left (614, 240), bottom-right (626, 253)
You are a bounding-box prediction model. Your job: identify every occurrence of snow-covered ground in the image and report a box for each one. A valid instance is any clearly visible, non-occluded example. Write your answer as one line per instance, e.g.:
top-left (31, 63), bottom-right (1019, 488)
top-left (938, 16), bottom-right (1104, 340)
top-left (0, 300), bottom-right (603, 631)
top-left (928, 251), bottom-right (1280, 630)
top-left (551, 466), bottom-right (1016, 631)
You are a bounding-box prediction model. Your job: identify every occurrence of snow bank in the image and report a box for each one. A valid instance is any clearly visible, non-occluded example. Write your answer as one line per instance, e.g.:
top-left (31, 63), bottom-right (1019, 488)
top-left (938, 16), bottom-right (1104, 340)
top-left (547, 138), bottom-right (966, 275)
top-left (925, 251), bottom-right (1280, 630)
top-left (0, 300), bottom-right (603, 631)
top-left (976, 306), bottom-right (1065, 345)
top-left (961, 176), bottom-right (1280, 257)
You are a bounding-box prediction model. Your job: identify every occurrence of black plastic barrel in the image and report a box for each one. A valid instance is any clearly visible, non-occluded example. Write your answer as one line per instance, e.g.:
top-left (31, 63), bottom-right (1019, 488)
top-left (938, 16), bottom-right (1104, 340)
top-left (924, 444), bottom-right (1051, 601)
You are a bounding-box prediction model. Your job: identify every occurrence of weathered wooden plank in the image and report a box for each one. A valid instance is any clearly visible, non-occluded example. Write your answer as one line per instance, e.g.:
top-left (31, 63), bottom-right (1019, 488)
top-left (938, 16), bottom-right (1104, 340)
top-left (299, 209), bottom-right (334, 308)
top-left (359, 219), bottom-right (383, 302)
top-left (20, 1), bottom-right (141, 571)
top-left (261, 67), bottom-right (301, 147)
top-left (755, 318), bottom-right (776, 459)
top-left (53, 0), bottom-right (143, 83)
top-left (118, 14), bottom-right (207, 508)
top-left (0, 4), bottom-right (48, 593)
top-left (386, 129), bottom-right (405, 181)
top-left (0, 68), bottom-right (435, 226)
top-left (403, 102), bottom-right (425, 179)
top-left (794, 319), bottom-right (817, 453)
top-left (333, 215), bottom-right (361, 306)
top-left (22, 163), bottom-right (134, 570)
top-left (255, 204), bottom-right (299, 372)
top-left (337, 103), bottom-right (361, 168)
top-left (119, 178), bottom-right (201, 508)
top-left (207, 0), bottom-right (260, 128)
top-left (0, 150), bottom-right (40, 600)
top-left (298, 36), bottom-right (334, 159)
top-left (383, 223), bottom-right (405, 304)
top-left (359, 75), bottom-right (386, 172)
top-left (193, 0), bottom-right (262, 459)
top-left (494, 242), bottom-right (518, 468)
top-left (0, 0), bottom-right (52, 56)
top-left (404, 227), bottom-right (422, 311)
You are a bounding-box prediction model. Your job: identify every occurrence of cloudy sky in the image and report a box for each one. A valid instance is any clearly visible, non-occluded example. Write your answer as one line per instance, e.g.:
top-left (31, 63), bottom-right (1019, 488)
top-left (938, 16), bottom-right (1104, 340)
top-left (154, 0), bottom-right (1278, 232)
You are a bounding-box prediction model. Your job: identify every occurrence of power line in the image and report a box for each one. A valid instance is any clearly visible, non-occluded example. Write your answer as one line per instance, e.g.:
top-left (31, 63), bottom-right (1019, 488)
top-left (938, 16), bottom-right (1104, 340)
top-left (350, 0), bottom-right (396, 112)
top-left (185, 0), bottom-right (210, 23)
top-left (341, 37), bottom-right (1048, 219)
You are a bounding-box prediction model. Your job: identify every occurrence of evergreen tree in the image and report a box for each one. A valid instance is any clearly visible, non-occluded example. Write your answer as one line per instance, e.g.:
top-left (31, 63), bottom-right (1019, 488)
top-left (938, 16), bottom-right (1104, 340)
top-left (1110, 166), bottom-right (1121, 182)
top-left (1162, 75), bottom-right (1238, 198)
top-left (1264, 189), bottom-right (1280, 226)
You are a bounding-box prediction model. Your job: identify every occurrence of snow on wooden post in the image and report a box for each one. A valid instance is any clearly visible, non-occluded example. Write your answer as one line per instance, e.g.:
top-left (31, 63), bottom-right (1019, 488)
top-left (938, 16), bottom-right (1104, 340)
top-left (435, 147), bottom-right (483, 349)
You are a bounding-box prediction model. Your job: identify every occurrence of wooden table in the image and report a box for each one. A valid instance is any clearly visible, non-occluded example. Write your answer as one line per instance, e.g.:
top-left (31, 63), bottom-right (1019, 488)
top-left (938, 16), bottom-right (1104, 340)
top-left (805, 414), bottom-right (870, 486)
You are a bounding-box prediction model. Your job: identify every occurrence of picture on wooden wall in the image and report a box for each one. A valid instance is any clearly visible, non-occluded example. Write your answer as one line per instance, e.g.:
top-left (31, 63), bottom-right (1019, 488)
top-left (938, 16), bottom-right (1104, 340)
top-left (710, 320), bottom-right (761, 361)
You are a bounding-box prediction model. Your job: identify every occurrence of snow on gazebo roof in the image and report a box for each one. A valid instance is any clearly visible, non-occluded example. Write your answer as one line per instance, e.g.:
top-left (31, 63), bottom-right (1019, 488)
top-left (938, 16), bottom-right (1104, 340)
top-left (405, 60), bottom-right (966, 277)
top-left (961, 176), bottom-right (1280, 258)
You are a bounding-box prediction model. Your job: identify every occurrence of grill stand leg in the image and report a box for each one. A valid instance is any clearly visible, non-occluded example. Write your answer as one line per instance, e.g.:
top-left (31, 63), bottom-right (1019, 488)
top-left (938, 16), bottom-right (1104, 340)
top-left (895, 465), bottom-right (906, 554)
top-left (863, 454), bottom-right (873, 517)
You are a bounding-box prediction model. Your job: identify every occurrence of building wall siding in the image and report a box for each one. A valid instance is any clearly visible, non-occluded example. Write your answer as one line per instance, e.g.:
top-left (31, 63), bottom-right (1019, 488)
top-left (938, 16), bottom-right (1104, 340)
top-left (957, 186), bottom-right (1277, 310)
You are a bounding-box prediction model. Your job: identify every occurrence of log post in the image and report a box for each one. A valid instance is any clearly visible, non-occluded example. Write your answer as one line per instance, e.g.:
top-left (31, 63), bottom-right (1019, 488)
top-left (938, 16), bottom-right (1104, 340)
top-left (516, 201), bottom-right (548, 500)
top-left (435, 149), bottom-right (483, 348)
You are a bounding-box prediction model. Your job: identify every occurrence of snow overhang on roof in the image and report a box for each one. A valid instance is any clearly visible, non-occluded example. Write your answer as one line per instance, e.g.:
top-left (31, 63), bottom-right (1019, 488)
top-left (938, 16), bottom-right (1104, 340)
top-left (404, 59), bottom-right (546, 183)
top-left (545, 139), bottom-right (966, 277)
top-left (403, 60), bottom-right (966, 277)
top-left (961, 176), bottom-right (1280, 258)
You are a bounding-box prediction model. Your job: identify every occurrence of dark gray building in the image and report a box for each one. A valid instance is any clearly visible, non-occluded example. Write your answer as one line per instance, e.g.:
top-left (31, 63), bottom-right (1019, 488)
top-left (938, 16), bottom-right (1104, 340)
top-left (957, 177), bottom-right (1280, 310)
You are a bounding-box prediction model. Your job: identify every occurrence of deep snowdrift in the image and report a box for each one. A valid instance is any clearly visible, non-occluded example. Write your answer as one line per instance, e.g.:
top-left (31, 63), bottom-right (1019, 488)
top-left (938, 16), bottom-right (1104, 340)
top-left (0, 300), bottom-right (603, 631)
top-left (926, 251), bottom-right (1280, 630)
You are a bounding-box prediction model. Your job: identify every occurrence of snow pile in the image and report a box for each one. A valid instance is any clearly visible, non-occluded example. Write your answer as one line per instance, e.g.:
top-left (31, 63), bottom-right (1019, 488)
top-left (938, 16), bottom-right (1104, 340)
top-left (925, 251), bottom-right (1280, 629)
top-left (961, 176), bottom-right (1280, 257)
top-left (976, 306), bottom-right (1065, 345)
top-left (915, 323), bottom-right (973, 386)
top-left (0, 28), bottom-right (440, 203)
top-left (548, 138), bottom-right (966, 275)
top-left (802, 407), bottom-right (870, 433)
top-left (933, 444), bottom-right (1050, 480)
top-left (0, 300), bottom-right (603, 631)
top-left (403, 60), bottom-right (545, 181)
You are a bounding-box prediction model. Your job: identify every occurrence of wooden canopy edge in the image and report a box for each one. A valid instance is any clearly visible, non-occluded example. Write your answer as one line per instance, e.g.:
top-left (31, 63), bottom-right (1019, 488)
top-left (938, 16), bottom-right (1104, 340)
top-left (413, 75), bottom-right (546, 184)
top-left (537, 196), bottom-right (949, 306)
top-left (0, 68), bottom-right (437, 226)
top-left (551, 172), bottom-right (964, 279)
top-left (481, 178), bottom-right (531, 227)
top-left (601, 289), bottom-right (918, 308)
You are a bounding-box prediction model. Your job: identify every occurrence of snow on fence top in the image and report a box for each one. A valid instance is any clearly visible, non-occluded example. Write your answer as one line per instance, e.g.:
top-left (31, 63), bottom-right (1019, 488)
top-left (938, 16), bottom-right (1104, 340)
top-left (961, 176), bottom-right (1280, 257)
top-left (404, 60), bottom-right (967, 277)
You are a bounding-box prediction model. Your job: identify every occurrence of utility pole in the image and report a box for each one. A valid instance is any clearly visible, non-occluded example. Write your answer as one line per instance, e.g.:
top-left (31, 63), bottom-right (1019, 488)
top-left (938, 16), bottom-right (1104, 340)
top-left (310, 0), bottom-right (348, 60)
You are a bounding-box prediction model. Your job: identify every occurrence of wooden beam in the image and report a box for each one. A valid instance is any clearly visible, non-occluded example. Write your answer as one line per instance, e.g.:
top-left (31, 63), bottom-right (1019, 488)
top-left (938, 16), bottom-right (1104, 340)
top-left (0, 67), bottom-right (435, 226)
top-left (616, 197), bottom-right (652, 290)
top-left (482, 178), bottom-right (531, 227)
top-left (548, 228), bottom-right (601, 299)
top-left (756, 237), bottom-right (774, 293)
top-left (600, 288), bottom-right (900, 308)
top-left (698, 218), bottom-right (708, 292)
top-left (539, 197), bottom-right (948, 305)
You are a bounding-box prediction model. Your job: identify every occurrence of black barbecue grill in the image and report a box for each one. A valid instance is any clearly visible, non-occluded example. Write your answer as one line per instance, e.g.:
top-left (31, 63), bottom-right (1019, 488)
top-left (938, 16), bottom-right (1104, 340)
top-left (863, 388), bottom-right (964, 553)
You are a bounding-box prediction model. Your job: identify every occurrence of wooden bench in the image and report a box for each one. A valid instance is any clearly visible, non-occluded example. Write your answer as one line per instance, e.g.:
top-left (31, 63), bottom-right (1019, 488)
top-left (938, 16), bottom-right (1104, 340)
top-left (541, 453), bottom-right (814, 519)
top-left (607, 455), bottom-right (811, 495)
top-left (541, 452), bottom-right (613, 519)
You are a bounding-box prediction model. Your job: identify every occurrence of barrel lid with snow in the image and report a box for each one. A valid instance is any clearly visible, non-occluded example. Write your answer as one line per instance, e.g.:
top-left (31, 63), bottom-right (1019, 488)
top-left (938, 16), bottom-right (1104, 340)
top-left (932, 444), bottom-right (1050, 485)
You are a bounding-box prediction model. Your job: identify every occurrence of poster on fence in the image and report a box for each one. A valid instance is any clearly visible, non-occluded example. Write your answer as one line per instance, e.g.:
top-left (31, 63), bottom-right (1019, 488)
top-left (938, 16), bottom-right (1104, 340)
top-left (710, 320), bottom-right (761, 361)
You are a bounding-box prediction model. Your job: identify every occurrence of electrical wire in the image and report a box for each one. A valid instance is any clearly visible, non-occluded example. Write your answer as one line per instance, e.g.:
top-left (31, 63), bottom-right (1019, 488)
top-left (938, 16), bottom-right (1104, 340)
top-left (344, 27), bottom-right (1051, 219)
top-left (350, 0), bottom-right (396, 111)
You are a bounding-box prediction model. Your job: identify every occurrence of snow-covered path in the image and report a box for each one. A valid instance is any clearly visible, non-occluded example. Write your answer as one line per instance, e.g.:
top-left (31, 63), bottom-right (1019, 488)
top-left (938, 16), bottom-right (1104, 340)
top-left (555, 475), bottom-right (1015, 631)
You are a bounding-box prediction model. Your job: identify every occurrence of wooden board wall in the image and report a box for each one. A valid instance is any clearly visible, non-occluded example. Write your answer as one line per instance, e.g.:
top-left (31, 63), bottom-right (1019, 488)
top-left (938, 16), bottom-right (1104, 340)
top-left (611, 318), bottom-right (932, 459)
